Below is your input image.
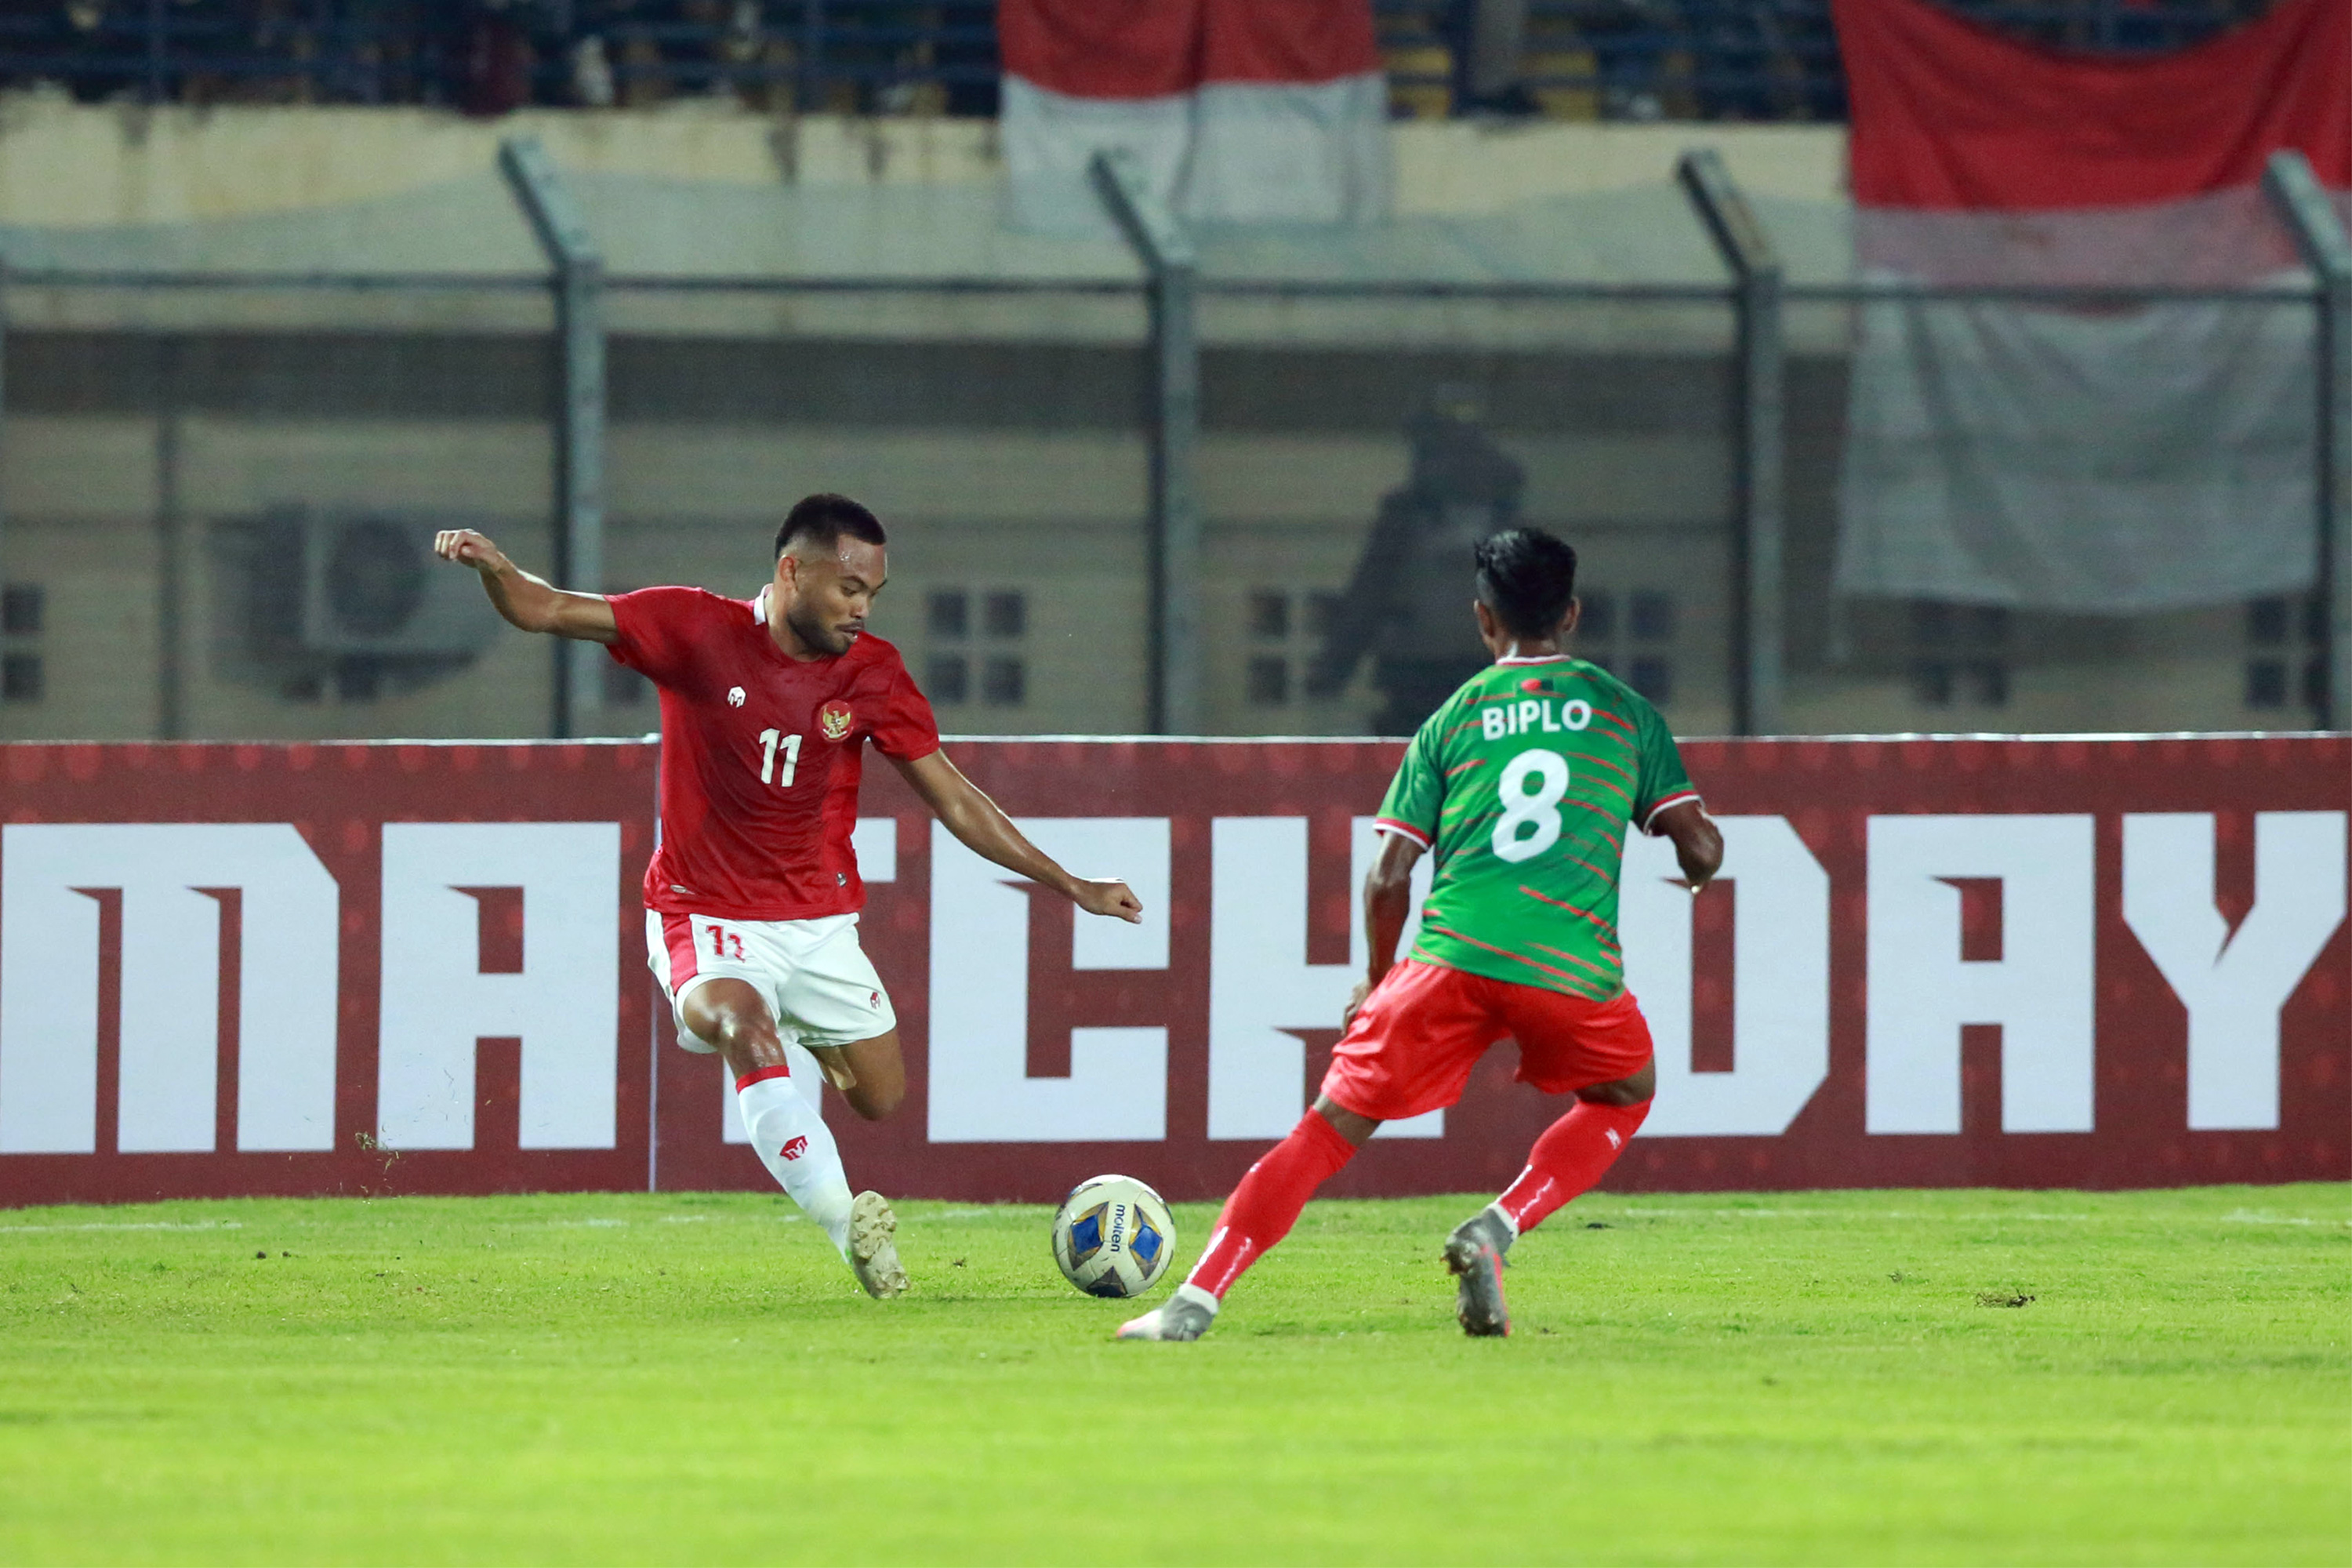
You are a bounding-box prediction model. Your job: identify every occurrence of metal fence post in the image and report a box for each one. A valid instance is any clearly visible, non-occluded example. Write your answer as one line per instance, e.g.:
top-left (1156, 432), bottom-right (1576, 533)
top-left (2263, 150), bottom-right (2352, 731)
top-left (154, 336), bottom-right (188, 741)
top-left (0, 251), bottom-right (8, 738)
top-left (1678, 148), bottom-right (1785, 738)
top-left (500, 136), bottom-right (608, 740)
top-left (800, 0), bottom-right (827, 111)
top-left (144, 0), bottom-right (167, 106)
top-left (1091, 150), bottom-right (1204, 735)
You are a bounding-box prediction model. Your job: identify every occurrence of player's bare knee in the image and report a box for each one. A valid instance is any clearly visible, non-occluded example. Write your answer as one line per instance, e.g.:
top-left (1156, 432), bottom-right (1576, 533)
top-left (724, 1016), bottom-right (784, 1055)
top-left (1309, 1094), bottom-right (1382, 1146)
top-left (691, 1001), bottom-right (784, 1071)
top-left (1577, 1067), bottom-right (1655, 1108)
top-left (683, 983), bottom-right (771, 1051)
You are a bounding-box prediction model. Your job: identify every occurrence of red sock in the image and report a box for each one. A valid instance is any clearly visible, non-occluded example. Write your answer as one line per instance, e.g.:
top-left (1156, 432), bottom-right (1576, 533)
top-left (1185, 1109), bottom-right (1359, 1298)
top-left (1496, 1098), bottom-right (1651, 1235)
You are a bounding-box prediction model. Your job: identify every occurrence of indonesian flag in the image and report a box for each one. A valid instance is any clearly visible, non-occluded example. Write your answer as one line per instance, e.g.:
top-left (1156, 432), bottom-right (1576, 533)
top-left (1831, 0), bottom-right (2352, 614)
top-left (1000, 0), bottom-right (1391, 234)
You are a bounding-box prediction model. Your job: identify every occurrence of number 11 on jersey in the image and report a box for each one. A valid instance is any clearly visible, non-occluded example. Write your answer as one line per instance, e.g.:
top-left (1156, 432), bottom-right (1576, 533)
top-left (757, 728), bottom-right (802, 786)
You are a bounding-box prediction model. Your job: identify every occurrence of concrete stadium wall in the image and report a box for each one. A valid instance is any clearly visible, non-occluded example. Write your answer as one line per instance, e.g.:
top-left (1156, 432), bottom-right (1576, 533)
top-left (0, 100), bottom-right (1846, 227)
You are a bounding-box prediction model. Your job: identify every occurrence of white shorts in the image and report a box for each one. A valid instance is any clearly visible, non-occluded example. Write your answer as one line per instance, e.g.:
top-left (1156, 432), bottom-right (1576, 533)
top-left (645, 909), bottom-right (898, 1054)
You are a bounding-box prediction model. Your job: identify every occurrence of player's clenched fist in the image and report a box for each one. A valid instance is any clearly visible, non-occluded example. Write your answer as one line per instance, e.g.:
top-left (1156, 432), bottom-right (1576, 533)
top-left (434, 528), bottom-right (511, 575)
top-left (1072, 878), bottom-right (1145, 924)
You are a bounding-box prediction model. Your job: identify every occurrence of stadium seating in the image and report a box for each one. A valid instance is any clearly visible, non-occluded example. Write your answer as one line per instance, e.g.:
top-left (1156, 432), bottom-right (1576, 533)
top-left (0, 0), bottom-right (2276, 122)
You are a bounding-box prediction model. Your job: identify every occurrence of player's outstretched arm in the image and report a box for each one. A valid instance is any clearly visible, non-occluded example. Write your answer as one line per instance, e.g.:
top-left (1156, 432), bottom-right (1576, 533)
top-left (1651, 800), bottom-right (1724, 893)
top-left (890, 750), bottom-right (1144, 924)
top-left (1345, 831), bottom-right (1425, 1025)
top-left (434, 528), bottom-right (619, 644)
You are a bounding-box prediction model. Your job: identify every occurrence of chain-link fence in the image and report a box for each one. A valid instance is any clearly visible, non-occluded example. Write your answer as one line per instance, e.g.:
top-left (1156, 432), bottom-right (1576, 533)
top-left (0, 145), bottom-right (2341, 743)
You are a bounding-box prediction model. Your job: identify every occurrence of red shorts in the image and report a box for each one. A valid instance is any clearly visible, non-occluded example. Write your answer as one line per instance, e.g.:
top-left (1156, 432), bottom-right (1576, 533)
top-left (1319, 959), bottom-right (1654, 1123)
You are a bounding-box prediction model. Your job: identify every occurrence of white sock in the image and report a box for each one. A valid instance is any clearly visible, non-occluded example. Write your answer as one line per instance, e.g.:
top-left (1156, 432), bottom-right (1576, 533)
top-left (735, 1071), bottom-right (855, 1254)
top-left (1485, 1200), bottom-right (1521, 1240)
top-left (1174, 1282), bottom-right (1220, 1316)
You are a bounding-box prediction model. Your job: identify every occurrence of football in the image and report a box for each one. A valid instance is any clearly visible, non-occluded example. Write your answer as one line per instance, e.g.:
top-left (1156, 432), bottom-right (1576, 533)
top-left (1051, 1174), bottom-right (1177, 1298)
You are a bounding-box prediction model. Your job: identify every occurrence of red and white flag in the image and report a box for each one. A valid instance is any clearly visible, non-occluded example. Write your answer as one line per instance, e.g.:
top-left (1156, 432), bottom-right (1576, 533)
top-left (1831, 0), bottom-right (2351, 613)
top-left (999, 0), bottom-right (1391, 233)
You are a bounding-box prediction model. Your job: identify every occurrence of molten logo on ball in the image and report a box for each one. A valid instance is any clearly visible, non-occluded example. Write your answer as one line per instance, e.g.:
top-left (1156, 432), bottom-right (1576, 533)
top-left (1051, 1174), bottom-right (1176, 1299)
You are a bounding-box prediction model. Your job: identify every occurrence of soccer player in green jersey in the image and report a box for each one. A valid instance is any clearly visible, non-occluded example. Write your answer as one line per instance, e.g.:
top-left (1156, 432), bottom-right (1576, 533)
top-left (1121, 528), bottom-right (1723, 1341)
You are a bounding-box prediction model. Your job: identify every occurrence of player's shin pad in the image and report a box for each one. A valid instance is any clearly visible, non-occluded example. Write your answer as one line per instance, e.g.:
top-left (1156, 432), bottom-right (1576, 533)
top-left (1497, 1098), bottom-right (1650, 1235)
top-left (735, 1069), bottom-right (855, 1253)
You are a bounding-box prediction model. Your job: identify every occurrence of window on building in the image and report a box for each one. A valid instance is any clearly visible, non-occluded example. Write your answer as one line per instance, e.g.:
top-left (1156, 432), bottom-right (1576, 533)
top-left (1248, 590), bottom-right (1290, 641)
top-left (1961, 659), bottom-right (2009, 706)
top-left (2, 584), bottom-right (44, 706)
top-left (2, 584), bottom-right (42, 637)
top-left (1305, 591), bottom-right (1341, 641)
top-left (2, 653), bottom-right (42, 704)
top-left (928, 590), bottom-right (969, 639)
top-left (2245, 593), bottom-right (2325, 718)
top-left (1630, 590), bottom-right (1675, 643)
top-left (927, 654), bottom-right (971, 705)
top-left (2245, 659), bottom-right (2288, 709)
top-left (1573, 586), bottom-right (1678, 707)
top-left (1243, 587), bottom-right (1340, 707)
top-left (926, 587), bottom-right (1024, 708)
top-left (982, 655), bottom-right (1025, 706)
top-left (1907, 601), bottom-right (2009, 708)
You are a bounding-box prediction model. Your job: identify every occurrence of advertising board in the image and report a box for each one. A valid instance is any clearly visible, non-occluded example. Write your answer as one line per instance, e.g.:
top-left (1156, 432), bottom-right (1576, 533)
top-left (2, 734), bottom-right (2344, 1206)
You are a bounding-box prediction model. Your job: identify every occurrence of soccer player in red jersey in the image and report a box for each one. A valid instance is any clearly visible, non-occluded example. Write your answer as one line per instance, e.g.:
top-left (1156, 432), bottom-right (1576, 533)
top-left (437, 495), bottom-right (1143, 1298)
top-left (1120, 528), bottom-right (1723, 1341)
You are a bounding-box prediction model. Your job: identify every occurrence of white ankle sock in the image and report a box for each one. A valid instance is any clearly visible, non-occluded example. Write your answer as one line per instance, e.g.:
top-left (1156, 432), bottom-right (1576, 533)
top-left (735, 1070), bottom-right (855, 1254)
top-left (1174, 1282), bottom-right (1220, 1315)
top-left (1485, 1200), bottom-right (1521, 1240)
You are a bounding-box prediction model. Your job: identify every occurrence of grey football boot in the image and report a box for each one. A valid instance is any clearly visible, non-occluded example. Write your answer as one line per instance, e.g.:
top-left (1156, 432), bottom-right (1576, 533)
top-left (1117, 1287), bottom-right (1218, 1341)
top-left (1443, 1207), bottom-right (1515, 1337)
top-left (847, 1190), bottom-right (908, 1299)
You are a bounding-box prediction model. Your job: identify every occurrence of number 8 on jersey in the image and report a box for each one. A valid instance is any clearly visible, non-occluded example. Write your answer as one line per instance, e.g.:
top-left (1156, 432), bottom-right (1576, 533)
top-left (1373, 658), bottom-right (1701, 1004)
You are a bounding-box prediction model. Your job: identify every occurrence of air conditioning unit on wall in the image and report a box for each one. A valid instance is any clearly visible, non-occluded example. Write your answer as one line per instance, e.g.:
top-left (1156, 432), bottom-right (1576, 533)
top-left (292, 513), bottom-right (503, 657)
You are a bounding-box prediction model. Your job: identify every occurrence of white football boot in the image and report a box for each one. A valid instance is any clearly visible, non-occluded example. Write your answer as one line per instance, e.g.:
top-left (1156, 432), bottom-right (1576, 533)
top-left (847, 1190), bottom-right (908, 1299)
top-left (1117, 1284), bottom-right (1218, 1341)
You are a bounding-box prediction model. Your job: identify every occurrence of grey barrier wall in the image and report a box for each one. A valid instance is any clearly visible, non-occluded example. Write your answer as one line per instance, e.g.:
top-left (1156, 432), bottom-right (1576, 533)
top-left (0, 143), bottom-right (2343, 745)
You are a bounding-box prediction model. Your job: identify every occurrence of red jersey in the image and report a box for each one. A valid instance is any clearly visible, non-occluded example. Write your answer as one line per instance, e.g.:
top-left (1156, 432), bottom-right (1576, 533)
top-left (606, 585), bottom-right (939, 920)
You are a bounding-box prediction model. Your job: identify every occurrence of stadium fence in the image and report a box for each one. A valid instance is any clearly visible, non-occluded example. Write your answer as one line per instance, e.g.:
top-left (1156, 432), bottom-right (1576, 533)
top-left (0, 143), bottom-right (2343, 746)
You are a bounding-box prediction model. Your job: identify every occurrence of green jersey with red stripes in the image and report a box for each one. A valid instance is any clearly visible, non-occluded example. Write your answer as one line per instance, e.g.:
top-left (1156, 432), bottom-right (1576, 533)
top-left (1372, 655), bottom-right (1700, 1000)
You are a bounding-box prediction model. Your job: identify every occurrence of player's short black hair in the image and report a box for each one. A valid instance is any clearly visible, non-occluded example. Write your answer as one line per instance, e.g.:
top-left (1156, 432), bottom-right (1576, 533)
top-left (1473, 528), bottom-right (1579, 639)
top-left (775, 494), bottom-right (887, 559)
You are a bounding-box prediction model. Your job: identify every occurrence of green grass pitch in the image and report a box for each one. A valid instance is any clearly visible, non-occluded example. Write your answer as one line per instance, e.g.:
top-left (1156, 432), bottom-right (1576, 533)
top-left (1, 1184), bottom-right (2345, 1566)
